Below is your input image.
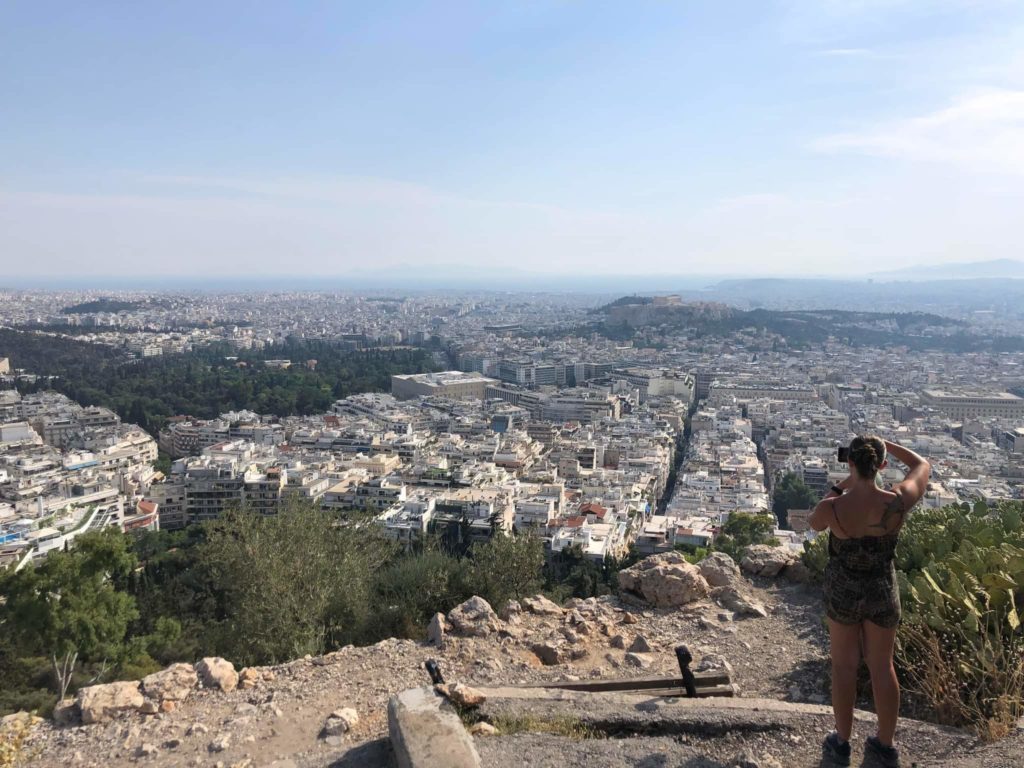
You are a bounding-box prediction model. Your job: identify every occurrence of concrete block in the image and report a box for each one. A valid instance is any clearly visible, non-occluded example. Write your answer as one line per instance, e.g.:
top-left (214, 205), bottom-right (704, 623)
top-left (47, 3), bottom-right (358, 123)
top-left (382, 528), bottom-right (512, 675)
top-left (388, 686), bottom-right (481, 768)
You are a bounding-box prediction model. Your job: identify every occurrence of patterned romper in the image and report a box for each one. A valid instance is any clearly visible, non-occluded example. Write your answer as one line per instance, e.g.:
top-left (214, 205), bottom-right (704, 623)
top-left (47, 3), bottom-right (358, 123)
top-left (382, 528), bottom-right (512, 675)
top-left (823, 522), bottom-right (902, 628)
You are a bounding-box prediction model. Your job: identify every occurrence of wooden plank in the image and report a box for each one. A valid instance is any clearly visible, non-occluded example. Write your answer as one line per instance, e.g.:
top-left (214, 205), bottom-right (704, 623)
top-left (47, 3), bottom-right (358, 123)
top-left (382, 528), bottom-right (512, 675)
top-left (527, 672), bottom-right (731, 693)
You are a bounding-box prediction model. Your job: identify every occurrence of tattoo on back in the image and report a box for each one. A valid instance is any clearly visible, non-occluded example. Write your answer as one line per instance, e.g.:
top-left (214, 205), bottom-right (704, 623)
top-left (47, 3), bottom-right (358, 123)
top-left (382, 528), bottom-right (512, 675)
top-left (870, 493), bottom-right (905, 531)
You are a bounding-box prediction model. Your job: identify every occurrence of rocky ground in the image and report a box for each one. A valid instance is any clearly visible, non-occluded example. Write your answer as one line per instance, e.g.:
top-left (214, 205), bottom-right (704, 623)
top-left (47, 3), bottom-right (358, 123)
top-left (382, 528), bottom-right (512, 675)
top-left (13, 549), bottom-right (1021, 767)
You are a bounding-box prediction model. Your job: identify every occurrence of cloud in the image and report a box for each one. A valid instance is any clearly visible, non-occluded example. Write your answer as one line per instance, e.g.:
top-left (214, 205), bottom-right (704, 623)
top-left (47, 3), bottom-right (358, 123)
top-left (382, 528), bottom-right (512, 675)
top-left (813, 88), bottom-right (1024, 174)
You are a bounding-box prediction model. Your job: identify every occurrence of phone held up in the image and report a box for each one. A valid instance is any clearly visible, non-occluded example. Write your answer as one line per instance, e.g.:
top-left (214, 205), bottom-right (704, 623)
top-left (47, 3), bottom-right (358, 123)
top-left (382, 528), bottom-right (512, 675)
top-left (837, 446), bottom-right (849, 463)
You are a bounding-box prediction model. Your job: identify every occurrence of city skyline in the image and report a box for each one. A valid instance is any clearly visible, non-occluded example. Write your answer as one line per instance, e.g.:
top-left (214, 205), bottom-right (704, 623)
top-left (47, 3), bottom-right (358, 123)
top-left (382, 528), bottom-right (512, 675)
top-left (3, 1), bottom-right (1024, 279)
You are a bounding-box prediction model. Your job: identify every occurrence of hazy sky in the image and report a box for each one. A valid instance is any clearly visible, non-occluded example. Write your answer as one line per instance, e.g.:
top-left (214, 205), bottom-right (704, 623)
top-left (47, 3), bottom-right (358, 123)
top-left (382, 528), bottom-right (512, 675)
top-left (2, 1), bottom-right (1023, 280)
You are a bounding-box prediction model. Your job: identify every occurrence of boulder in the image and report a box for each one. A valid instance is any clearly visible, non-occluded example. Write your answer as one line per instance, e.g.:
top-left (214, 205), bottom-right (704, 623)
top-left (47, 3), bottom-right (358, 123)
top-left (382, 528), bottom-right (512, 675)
top-left (52, 698), bottom-right (78, 727)
top-left (436, 683), bottom-right (486, 708)
top-left (710, 585), bottom-right (769, 619)
top-left (697, 551), bottom-right (741, 587)
top-left (238, 667), bottom-right (261, 689)
top-left (76, 681), bottom-right (144, 725)
top-left (695, 653), bottom-right (734, 675)
top-left (427, 612), bottom-right (446, 647)
top-left (735, 750), bottom-right (784, 768)
top-left (322, 708), bottom-right (359, 738)
top-left (196, 657), bottom-right (238, 692)
top-left (617, 552), bottom-right (710, 608)
top-left (521, 595), bottom-right (563, 616)
top-left (447, 596), bottom-right (500, 637)
top-left (208, 735), bottom-right (231, 753)
top-left (609, 634), bottom-right (627, 649)
top-left (531, 642), bottom-right (566, 666)
top-left (627, 635), bottom-right (653, 653)
top-left (142, 663), bottom-right (198, 703)
top-left (498, 600), bottom-right (521, 621)
top-left (740, 545), bottom-right (796, 578)
top-left (624, 652), bottom-right (652, 669)
top-left (469, 721), bottom-right (498, 736)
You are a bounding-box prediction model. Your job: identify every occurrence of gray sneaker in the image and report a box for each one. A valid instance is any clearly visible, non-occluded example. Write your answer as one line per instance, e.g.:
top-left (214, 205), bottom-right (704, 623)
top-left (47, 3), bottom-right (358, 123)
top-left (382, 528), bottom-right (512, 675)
top-left (822, 732), bottom-right (851, 766)
top-left (865, 735), bottom-right (901, 767)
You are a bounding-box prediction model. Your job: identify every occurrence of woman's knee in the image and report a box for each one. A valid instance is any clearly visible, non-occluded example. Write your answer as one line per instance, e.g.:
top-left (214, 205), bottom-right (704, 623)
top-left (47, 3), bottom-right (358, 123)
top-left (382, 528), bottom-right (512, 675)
top-left (831, 656), bottom-right (860, 677)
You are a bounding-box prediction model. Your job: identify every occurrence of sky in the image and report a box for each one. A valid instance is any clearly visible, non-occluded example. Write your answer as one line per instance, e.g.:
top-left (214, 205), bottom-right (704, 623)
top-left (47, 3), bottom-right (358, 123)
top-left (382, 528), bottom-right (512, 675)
top-left (2, 0), bottom-right (1023, 282)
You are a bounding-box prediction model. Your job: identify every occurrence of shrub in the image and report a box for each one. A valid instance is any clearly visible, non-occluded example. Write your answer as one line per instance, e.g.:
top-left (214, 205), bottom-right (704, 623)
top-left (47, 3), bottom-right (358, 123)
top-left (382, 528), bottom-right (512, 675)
top-left (894, 501), bottom-right (1023, 737)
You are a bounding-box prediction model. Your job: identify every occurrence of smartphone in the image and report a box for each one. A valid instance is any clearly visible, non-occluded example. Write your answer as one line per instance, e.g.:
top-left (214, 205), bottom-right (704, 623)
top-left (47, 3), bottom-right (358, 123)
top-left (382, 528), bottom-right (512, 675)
top-left (837, 446), bottom-right (849, 463)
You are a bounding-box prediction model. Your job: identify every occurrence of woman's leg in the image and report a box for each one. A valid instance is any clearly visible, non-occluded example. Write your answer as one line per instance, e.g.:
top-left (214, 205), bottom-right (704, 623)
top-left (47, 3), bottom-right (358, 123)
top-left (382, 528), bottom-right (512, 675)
top-left (862, 619), bottom-right (900, 746)
top-left (828, 618), bottom-right (862, 741)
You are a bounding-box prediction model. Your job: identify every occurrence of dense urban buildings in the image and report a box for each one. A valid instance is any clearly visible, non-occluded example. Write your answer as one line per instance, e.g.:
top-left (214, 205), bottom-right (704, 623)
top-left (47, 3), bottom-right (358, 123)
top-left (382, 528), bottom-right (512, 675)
top-left (2, 287), bottom-right (1023, 569)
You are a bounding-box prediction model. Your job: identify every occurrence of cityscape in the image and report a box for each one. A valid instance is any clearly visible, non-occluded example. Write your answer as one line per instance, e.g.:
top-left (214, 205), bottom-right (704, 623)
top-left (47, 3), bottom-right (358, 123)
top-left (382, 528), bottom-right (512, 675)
top-left (3, 288), bottom-right (1022, 570)
top-left (3, 1), bottom-right (1024, 766)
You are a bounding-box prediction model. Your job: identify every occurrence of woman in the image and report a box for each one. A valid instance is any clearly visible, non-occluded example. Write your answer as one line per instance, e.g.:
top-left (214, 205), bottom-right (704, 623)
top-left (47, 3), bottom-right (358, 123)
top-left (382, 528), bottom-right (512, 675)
top-left (808, 435), bottom-right (930, 768)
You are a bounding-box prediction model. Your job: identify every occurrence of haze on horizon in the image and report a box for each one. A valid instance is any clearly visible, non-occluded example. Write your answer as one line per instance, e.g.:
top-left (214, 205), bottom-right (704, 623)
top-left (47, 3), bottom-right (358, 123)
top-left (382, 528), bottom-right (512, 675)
top-left (2, 1), bottom-right (1023, 281)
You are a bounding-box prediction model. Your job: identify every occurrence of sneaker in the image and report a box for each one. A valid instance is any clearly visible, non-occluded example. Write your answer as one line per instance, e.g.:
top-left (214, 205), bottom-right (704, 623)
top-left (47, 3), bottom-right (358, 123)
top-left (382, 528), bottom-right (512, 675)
top-left (822, 731), bottom-right (851, 766)
top-left (865, 735), bottom-right (901, 767)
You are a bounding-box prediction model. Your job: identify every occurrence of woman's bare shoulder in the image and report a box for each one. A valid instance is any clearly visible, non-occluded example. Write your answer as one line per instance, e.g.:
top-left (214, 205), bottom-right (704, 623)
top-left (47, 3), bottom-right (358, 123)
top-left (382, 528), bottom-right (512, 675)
top-left (867, 488), bottom-right (906, 533)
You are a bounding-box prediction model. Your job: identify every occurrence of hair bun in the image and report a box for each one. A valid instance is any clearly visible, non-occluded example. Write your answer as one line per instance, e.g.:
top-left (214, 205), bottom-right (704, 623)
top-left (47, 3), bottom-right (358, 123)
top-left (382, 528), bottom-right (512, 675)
top-left (851, 443), bottom-right (879, 467)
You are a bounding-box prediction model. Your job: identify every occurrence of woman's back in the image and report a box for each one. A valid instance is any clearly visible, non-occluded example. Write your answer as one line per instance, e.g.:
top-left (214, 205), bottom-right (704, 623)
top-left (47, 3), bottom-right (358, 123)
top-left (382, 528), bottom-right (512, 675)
top-left (828, 485), bottom-right (906, 540)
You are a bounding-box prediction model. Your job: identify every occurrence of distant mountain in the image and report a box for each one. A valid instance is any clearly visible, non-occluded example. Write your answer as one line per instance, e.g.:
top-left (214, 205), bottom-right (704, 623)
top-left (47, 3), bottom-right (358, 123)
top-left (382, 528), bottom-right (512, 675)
top-left (870, 259), bottom-right (1024, 280)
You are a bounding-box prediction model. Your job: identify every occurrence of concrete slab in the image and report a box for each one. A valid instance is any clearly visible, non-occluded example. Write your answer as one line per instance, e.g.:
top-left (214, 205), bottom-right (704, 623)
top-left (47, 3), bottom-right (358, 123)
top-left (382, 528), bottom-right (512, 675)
top-left (387, 686), bottom-right (481, 768)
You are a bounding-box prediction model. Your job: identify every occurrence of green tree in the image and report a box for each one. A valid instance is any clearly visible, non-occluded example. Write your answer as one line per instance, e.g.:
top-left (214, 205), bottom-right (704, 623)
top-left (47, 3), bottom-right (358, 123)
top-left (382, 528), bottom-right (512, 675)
top-left (0, 529), bottom-right (138, 700)
top-left (713, 511), bottom-right (779, 562)
top-left (197, 500), bottom-right (396, 664)
top-left (465, 533), bottom-right (545, 608)
top-left (772, 472), bottom-right (818, 529)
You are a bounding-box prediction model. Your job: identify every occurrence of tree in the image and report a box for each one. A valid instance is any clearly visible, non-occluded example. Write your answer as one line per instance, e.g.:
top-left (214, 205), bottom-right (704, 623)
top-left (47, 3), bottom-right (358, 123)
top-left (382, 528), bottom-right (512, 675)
top-left (0, 529), bottom-right (138, 700)
top-left (772, 472), bottom-right (818, 529)
top-left (197, 500), bottom-right (396, 664)
top-left (713, 512), bottom-right (779, 562)
top-left (465, 533), bottom-right (545, 608)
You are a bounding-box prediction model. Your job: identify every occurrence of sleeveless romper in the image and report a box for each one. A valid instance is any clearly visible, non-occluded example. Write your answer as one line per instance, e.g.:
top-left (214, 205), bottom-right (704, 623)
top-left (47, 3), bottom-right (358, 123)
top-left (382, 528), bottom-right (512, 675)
top-left (823, 529), bottom-right (901, 628)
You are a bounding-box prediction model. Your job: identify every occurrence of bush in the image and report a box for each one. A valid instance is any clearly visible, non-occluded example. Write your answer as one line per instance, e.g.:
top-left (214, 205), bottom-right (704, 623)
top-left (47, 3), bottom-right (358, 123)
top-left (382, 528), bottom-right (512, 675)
top-left (713, 512), bottom-right (778, 562)
top-left (0, 713), bottom-right (39, 768)
top-left (894, 501), bottom-right (1024, 737)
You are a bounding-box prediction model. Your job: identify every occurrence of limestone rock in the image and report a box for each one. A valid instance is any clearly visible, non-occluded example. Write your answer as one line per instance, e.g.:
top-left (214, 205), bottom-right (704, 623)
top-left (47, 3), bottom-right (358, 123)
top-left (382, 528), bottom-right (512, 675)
top-left (735, 750), bottom-right (784, 768)
top-left (617, 552), bottom-right (710, 608)
top-left (624, 652), bottom-right (652, 669)
top-left (196, 657), bottom-right (239, 692)
top-left (427, 612), bottom-right (446, 647)
top-left (695, 653), bottom-right (734, 675)
top-left (436, 683), bottom-right (486, 708)
top-left (498, 599), bottom-right (521, 620)
top-left (710, 585), bottom-right (769, 619)
top-left (697, 551), bottom-right (742, 587)
top-left (208, 734), bottom-right (231, 753)
top-left (136, 743), bottom-right (159, 758)
top-left (627, 635), bottom-right (653, 653)
top-left (321, 708), bottom-right (359, 738)
top-left (620, 611), bottom-right (638, 625)
top-left (447, 596), bottom-right (500, 637)
top-left (531, 642), bottom-right (566, 666)
top-left (52, 698), bottom-right (78, 727)
top-left (740, 545), bottom-right (796, 578)
top-left (76, 681), bottom-right (144, 725)
top-left (142, 662), bottom-right (198, 703)
top-left (238, 667), bottom-right (261, 690)
top-left (521, 594), bottom-right (563, 616)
